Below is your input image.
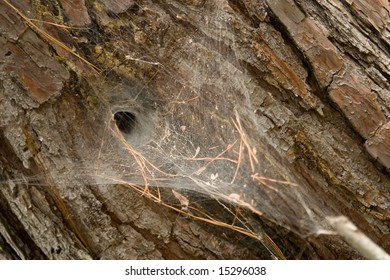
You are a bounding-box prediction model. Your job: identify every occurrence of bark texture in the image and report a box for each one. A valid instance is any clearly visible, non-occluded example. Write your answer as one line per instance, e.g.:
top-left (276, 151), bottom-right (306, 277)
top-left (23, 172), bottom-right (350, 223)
top-left (0, 0), bottom-right (389, 259)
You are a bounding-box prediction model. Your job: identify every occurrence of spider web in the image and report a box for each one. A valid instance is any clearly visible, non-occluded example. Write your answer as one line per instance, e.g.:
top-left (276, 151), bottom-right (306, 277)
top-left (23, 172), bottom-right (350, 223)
top-left (80, 0), bottom-right (336, 240)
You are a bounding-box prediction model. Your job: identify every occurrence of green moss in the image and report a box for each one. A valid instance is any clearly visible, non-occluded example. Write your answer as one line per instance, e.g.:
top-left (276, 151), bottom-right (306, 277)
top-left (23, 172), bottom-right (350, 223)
top-left (32, 0), bottom-right (64, 23)
top-left (294, 129), bottom-right (341, 186)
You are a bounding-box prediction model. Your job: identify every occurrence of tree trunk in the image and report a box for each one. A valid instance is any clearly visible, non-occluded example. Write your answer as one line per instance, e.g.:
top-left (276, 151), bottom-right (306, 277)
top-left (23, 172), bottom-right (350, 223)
top-left (0, 0), bottom-right (389, 259)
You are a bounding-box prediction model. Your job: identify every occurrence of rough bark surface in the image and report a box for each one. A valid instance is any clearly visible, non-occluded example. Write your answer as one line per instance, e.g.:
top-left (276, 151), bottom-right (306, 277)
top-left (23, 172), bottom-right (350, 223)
top-left (0, 0), bottom-right (389, 259)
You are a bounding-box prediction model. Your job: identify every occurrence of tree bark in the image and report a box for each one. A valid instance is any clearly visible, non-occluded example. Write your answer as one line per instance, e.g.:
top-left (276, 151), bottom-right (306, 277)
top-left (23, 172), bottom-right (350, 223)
top-left (0, 0), bottom-right (389, 259)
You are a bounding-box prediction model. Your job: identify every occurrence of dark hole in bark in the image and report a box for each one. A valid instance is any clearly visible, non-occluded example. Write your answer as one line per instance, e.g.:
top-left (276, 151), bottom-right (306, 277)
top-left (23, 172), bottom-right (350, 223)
top-left (128, 3), bottom-right (140, 12)
top-left (114, 111), bottom-right (137, 134)
top-left (107, 11), bottom-right (117, 18)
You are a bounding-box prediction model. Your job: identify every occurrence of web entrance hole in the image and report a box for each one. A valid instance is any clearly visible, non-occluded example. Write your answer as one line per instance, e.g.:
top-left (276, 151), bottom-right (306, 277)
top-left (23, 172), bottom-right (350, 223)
top-left (114, 111), bottom-right (137, 134)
